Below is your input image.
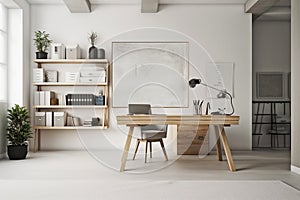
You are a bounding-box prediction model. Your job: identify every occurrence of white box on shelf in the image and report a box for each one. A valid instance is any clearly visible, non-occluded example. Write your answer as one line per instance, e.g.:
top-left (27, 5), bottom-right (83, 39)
top-left (46, 112), bottom-right (53, 127)
top-left (44, 91), bottom-right (55, 106)
top-left (46, 70), bottom-right (58, 82)
top-left (39, 91), bottom-right (45, 105)
top-left (66, 44), bottom-right (80, 59)
top-left (54, 112), bottom-right (66, 127)
top-left (65, 72), bottom-right (79, 83)
top-left (80, 70), bottom-right (105, 77)
top-left (35, 112), bottom-right (46, 126)
top-left (33, 68), bottom-right (45, 83)
top-left (79, 77), bottom-right (104, 83)
top-left (51, 43), bottom-right (65, 59)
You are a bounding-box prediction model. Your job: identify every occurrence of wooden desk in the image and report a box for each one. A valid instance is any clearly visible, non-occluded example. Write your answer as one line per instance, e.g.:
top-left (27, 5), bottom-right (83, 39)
top-left (117, 115), bottom-right (240, 172)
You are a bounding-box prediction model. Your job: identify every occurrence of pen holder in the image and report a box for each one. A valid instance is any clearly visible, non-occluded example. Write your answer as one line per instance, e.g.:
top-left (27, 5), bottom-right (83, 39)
top-left (193, 104), bottom-right (202, 115)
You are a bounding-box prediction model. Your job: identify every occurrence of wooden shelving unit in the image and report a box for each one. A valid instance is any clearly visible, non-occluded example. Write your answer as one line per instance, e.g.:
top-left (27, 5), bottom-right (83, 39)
top-left (33, 59), bottom-right (110, 152)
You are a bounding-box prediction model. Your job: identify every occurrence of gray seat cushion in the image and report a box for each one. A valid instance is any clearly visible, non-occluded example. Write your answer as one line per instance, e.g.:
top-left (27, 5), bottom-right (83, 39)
top-left (141, 130), bottom-right (167, 140)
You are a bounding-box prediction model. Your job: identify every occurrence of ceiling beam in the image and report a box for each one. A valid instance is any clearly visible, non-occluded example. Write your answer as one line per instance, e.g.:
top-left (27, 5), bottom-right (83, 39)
top-left (0, 0), bottom-right (19, 8)
top-left (245, 0), bottom-right (280, 15)
top-left (62, 0), bottom-right (91, 13)
top-left (141, 0), bottom-right (159, 13)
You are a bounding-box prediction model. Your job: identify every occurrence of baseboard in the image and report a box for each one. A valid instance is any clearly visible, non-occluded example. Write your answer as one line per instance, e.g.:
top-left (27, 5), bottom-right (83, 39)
top-left (0, 153), bottom-right (6, 159)
top-left (291, 165), bottom-right (300, 175)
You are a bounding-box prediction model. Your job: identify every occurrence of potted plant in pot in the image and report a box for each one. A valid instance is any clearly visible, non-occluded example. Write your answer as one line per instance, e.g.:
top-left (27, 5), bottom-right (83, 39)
top-left (33, 30), bottom-right (52, 59)
top-left (7, 104), bottom-right (32, 160)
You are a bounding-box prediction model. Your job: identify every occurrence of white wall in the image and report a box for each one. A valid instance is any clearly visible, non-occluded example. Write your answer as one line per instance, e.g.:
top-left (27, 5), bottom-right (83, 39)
top-left (30, 4), bottom-right (252, 151)
top-left (252, 21), bottom-right (291, 147)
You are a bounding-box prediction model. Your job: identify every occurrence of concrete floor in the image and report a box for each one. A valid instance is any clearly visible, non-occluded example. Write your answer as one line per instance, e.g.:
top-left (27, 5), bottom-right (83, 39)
top-left (0, 150), bottom-right (299, 199)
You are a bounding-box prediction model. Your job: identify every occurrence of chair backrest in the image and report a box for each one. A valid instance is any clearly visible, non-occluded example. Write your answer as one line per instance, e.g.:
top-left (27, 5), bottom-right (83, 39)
top-left (128, 104), bottom-right (168, 137)
top-left (128, 104), bottom-right (151, 115)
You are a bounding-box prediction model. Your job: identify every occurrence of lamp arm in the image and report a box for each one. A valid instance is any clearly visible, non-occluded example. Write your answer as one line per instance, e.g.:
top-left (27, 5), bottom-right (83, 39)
top-left (200, 82), bottom-right (223, 92)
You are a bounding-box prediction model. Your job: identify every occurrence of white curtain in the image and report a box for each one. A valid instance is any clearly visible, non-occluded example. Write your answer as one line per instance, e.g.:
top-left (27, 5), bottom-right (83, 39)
top-left (0, 3), bottom-right (8, 158)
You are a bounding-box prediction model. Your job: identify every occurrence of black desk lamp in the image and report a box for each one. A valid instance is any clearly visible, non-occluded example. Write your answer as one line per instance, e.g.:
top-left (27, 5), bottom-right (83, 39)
top-left (189, 78), bottom-right (234, 115)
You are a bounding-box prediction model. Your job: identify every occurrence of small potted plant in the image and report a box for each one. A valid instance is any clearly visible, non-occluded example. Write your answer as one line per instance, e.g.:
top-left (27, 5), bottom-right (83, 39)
top-left (7, 104), bottom-right (32, 160)
top-left (88, 31), bottom-right (98, 59)
top-left (33, 30), bottom-right (52, 59)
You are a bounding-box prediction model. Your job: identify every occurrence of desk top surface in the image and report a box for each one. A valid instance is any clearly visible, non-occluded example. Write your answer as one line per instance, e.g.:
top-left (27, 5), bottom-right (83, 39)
top-left (117, 115), bottom-right (240, 125)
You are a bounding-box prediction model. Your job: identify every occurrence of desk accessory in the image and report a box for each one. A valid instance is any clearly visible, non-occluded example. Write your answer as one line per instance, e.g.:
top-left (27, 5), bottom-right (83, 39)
top-left (189, 78), bottom-right (235, 115)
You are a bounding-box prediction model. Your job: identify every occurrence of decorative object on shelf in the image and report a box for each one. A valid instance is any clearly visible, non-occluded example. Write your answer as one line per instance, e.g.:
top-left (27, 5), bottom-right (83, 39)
top-left (66, 44), bottom-right (81, 59)
top-left (189, 78), bottom-right (235, 115)
top-left (67, 116), bottom-right (74, 126)
top-left (33, 30), bottom-right (52, 59)
top-left (92, 117), bottom-right (100, 126)
top-left (95, 90), bottom-right (105, 105)
top-left (88, 31), bottom-right (98, 59)
top-left (50, 98), bottom-right (59, 105)
top-left (6, 104), bottom-right (32, 160)
top-left (98, 48), bottom-right (105, 59)
top-left (45, 70), bottom-right (58, 82)
top-left (50, 43), bottom-right (65, 59)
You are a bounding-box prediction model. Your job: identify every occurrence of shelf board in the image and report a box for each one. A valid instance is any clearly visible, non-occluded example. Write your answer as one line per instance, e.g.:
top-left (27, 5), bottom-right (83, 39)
top-left (252, 122), bottom-right (291, 124)
top-left (33, 126), bottom-right (108, 130)
top-left (33, 105), bottom-right (107, 109)
top-left (33, 82), bottom-right (107, 86)
top-left (34, 59), bottom-right (109, 64)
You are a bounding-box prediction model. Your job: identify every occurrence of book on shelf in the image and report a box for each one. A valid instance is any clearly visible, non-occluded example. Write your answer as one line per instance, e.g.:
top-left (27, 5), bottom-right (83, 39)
top-left (39, 91), bottom-right (45, 105)
top-left (46, 112), bottom-right (53, 127)
top-left (65, 93), bottom-right (97, 106)
top-left (35, 91), bottom-right (55, 106)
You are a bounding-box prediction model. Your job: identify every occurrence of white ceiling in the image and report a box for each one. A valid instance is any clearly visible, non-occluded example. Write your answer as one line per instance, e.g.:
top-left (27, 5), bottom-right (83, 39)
top-left (25, 0), bottom-right (249, 5)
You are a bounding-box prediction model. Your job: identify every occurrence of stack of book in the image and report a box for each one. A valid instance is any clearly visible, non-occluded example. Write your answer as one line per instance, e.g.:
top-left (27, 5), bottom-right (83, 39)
top-left (83, 120), bottom-right (92, 127)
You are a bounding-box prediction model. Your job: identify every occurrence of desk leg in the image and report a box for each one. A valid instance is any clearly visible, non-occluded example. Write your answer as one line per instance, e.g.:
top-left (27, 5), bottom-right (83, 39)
top-left (214, 125), bottom-right (223, 161)
top-left (120, 126), bottom-right (134, 172)
top-left (219, 127), bottom-right (236, 172)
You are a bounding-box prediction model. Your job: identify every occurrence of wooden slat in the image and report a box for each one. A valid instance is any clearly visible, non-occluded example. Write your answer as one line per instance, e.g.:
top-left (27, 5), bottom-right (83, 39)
top-left (33, 82), bottom-right (107, 86)
top-left (33, 105), bottom-right (107, 109)
top-left (33, 126), bottom-right (108, 130)
top-left (34, 59), bottom-right (109, 64)
top-left (116, 115), bottom-right (240, 126)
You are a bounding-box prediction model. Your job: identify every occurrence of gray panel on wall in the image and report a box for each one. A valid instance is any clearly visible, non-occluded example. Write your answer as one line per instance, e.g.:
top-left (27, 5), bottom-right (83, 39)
top-left (257, 72), bottom-right (284, 98)
top-left (112, 42), bottom-right (189, 108)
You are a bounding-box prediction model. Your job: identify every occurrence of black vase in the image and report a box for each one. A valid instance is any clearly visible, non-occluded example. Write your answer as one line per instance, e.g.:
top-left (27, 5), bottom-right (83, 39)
top-left (89, 46), bottom-right (98, 59)
top-left (7, 145), bottom-right (28, 160)
top-left (36, 51), bottom-right (48, 59)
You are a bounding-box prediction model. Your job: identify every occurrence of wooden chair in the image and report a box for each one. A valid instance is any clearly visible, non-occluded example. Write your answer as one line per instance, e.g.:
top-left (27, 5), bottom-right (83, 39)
top-left (128, 104), bottom-right (168, 163)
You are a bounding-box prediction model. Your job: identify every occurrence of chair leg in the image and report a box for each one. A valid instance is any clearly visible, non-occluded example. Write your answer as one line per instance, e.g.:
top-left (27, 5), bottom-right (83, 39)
top-left (159, 139), bottom-right (168, 161)
top-left (145, 141), bottom-right (148, 163)
top-left (150, 142), bottom-right (153, 159)
top-left (133, 139), bottom-right (140, 160)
